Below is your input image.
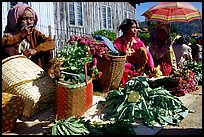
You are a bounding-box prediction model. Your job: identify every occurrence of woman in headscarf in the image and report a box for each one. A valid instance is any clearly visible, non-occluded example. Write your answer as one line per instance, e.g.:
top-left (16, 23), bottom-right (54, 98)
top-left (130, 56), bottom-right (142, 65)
top-left (114, 19), bottom-right (156, 87)
top-left (172, 35), bottom-right (193, 69)
top-left (149, 23), bottom-right (177, 76)
top-left (2, 3), bottom-right (55, 75)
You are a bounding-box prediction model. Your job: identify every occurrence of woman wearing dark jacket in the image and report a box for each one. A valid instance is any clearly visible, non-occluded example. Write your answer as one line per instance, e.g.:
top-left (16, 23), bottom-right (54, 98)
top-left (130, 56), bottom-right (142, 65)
top-left (2, 3), bottom-right (55, 74)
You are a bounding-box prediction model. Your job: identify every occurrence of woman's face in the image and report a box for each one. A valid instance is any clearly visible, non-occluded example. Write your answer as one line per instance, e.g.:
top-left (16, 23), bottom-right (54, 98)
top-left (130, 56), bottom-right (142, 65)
top-left (126, 23), bottom-right (138, 36)
top-left (157, 29), bottom-right (167, 41)
top-left (20, 9), bottom-right (34, 27)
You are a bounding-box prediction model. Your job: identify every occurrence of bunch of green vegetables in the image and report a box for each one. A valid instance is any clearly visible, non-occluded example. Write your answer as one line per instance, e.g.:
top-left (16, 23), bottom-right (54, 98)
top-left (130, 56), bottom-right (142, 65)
top-left (50, 116), bottom-right (89, 135)
top-left (56, 36), bottom-right (100, 84)
top-left (98, 76), bottom-right (189, 127)
top-left (49, 116), bottom-right (135, 135)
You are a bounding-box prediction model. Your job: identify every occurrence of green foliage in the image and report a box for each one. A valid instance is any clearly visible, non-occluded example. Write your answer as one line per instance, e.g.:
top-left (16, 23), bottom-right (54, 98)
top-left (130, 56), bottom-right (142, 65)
top-left (93, 29), bottom-right (116, 41)
top-left (99, 76), bottom-right (189, 127)
top-left (138, 32), bottom-right (150, 47)
top-left (189, 36), bottom-right (196, 44)
top-left (170, 32), bottom-right (178, 42)
top-left (138, 32), bottom-right (178, 47)
top-left (57, 42), bottom-right (92, 75)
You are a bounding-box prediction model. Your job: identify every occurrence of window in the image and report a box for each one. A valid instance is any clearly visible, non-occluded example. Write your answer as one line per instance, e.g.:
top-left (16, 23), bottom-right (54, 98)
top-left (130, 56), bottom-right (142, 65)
top-left (68, 2), bottom-right (83, 26)
top-left (10, 2), bottom-right (28, 8)
top-left (101, 5), bottom-right (112, 29)
top-left (123, 10), bottom-right (131, 19)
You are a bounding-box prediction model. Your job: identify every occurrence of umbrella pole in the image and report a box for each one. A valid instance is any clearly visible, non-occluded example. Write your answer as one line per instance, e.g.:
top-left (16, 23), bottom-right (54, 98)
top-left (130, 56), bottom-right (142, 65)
top-left (167, 22), bottom-right (171, 42)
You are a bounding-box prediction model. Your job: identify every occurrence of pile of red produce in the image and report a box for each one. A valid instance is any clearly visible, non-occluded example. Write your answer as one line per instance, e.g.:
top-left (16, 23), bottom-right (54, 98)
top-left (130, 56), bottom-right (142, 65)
top-left (148, 69), bottom-right (199, 97)
top-left (167, 69), bottom-right (199, 96)
top-left (66, 35), bottom-right (111, 58)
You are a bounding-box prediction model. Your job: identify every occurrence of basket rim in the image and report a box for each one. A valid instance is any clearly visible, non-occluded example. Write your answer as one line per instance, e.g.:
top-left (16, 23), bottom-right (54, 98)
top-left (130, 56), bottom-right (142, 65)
top-left (57, 78), bottom-right (92, 88)
top-left (2, 55), bottom-right (27, 64)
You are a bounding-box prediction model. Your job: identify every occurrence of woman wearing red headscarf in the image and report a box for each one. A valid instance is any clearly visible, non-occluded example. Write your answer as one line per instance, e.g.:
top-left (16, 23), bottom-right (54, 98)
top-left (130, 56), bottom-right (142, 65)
top-left (2, 3), bottom-right (55, 74)
top-left (149, 23), bottom-right (177, 76)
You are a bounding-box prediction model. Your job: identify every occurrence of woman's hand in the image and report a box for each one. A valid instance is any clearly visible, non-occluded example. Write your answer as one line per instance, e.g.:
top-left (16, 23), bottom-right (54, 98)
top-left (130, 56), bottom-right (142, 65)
top-left (21, 25), bottom-right (34, 37)
top-left (23, 49), bottom-right (37, 57)
top-left (150, 67), bottom-right (157, 74)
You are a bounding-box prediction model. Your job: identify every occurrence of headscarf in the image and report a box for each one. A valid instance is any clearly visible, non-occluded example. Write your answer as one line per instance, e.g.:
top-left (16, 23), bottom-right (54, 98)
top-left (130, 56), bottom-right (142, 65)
top-left (4, 3), bottom-right (38, 34)
top-left (150, 23), bottom-right (170, 42)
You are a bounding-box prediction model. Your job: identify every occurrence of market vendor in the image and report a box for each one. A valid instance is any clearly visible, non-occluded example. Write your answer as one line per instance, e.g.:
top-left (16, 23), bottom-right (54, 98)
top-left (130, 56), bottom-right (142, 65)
top-left (149, 23), bottom-right (177, 76)
top-left (2, 3), bottom-right (55, 75)
top-left (113, 19), bottom-right (156, 87)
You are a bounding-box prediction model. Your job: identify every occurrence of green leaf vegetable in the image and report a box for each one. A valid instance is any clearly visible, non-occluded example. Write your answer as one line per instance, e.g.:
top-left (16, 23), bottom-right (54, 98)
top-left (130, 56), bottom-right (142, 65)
top-left (98, 76), bottom-right (189, 127)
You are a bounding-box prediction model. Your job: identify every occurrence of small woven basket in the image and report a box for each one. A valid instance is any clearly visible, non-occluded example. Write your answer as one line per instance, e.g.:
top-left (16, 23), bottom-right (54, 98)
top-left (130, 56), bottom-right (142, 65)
top-left (2, 55), bottom-right (56, 117)
top-left (2, 92), bottom-right (24, 133)
top-left (55, 63), bottom-right (93, 120)
top-left (94, 54), bottom-right (126, 92)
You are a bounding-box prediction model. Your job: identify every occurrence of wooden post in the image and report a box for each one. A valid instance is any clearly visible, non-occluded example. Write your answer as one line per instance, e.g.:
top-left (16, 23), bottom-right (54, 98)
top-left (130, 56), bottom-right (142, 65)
top-left (48, 25), bottom-right (52, 39)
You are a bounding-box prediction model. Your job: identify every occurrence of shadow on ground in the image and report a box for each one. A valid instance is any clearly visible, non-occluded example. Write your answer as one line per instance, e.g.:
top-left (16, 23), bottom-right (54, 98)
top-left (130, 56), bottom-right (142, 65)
top-left (156, 128), bottom-right (202, 135)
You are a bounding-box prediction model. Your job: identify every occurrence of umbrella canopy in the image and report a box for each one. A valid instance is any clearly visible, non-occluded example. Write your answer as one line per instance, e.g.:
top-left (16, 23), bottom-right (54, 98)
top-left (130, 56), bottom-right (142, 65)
top-left (141, 2), bottom-right (202, 23)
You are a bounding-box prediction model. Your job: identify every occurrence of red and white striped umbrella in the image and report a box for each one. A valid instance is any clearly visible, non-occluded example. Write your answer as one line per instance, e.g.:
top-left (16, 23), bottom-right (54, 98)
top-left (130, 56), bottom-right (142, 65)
top-left (141, 2), bottom-right (202, 23)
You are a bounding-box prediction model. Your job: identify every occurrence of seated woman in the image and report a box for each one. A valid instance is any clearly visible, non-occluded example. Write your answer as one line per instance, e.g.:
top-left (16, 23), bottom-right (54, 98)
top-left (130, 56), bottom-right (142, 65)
top-left (149, 23), bottom-right (177, 76)
top-left (2, 3), bottom-right (56, 75)
top-left (113, 19), bottom-right (155, 87)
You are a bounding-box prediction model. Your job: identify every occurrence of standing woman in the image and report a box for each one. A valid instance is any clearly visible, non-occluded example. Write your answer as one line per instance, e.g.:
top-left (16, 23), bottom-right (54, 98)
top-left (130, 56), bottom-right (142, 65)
top-left (149, 23), bottom-right (177, 76)
top-left (2, 3), bottom-right (55, 75)
top-left (114, 19), bottom-right (155, 87)
top-left (172, 35), bottom-right (193, 69)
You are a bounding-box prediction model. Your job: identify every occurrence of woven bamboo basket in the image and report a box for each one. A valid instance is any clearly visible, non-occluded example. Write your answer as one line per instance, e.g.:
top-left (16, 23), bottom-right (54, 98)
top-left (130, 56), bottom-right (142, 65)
top-left (2, 55), bottom-right (56, 117)
top-left (94, 54), bottom-right (126, 92)
top-left (2, 92), bottom-right (24, 133)
top-left (55, 78), bottom-right (93, 120)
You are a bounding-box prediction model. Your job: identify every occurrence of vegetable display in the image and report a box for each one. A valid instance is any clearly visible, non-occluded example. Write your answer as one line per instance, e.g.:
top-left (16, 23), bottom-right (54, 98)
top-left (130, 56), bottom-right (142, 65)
top-left (55, 35), bottom-right (102, 83)
top-left (50, 116), bottom-right (135, 135)
top-left (98, 76), bottom-right (189, 127)
top-left (50, 116), bottom-right (89, 135)
top-left (183, 61), bottom-right (202, 85)
top-left (148, 69), bottom-right (198, 96)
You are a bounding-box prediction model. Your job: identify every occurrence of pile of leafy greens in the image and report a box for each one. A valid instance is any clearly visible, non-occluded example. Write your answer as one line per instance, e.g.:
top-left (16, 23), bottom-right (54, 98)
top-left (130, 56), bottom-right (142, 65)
top-left (98, 76), bottom-right (189, 127)
top-left (56, 36), bottom-right (101, 84)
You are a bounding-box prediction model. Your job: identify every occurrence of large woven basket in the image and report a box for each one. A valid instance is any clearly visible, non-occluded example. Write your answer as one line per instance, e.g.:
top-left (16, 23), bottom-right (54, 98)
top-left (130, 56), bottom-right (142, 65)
top-left (94, 54), bottom-right (126, 92)
top-left (55, 78), bottom-right (93, 120)
top-left (2, 92), bottom-right (24, 133)
top-left (2, 55), bottom-right (56, 117)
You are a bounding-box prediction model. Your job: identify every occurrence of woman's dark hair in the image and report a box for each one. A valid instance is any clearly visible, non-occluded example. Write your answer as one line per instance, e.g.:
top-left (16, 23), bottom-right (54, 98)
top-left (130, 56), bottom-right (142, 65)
top-left (118, 19), bottom-right (139, 33)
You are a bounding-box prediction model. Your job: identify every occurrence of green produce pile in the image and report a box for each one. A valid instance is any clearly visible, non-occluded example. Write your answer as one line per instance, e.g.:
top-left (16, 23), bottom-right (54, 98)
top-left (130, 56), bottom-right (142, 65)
top-left (56, 36), bottom-right (100, 84)
top-left (98, 76), bottom-right (189, 127)
top-left (49, 116), bottom-right (135, 135)
top-left (50, 116), bottom-right (89, 135)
